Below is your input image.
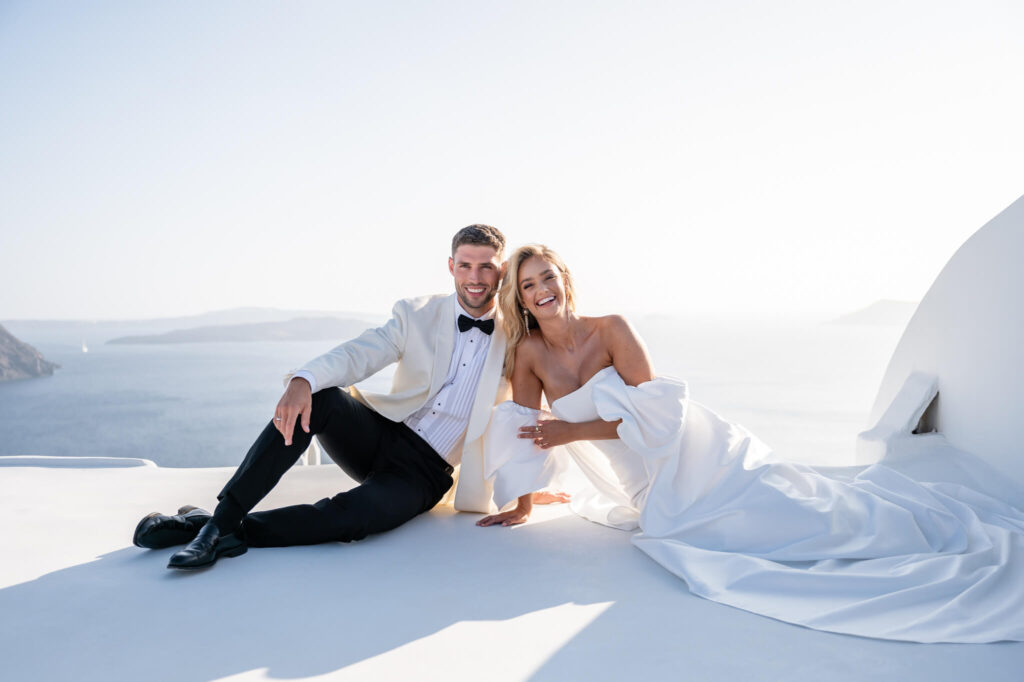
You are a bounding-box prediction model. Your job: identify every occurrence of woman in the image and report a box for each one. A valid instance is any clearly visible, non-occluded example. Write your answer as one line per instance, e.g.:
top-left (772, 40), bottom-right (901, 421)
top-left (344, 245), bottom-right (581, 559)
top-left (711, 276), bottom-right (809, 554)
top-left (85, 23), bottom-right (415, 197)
top-left (476, 244), bottom-right (1024, 644)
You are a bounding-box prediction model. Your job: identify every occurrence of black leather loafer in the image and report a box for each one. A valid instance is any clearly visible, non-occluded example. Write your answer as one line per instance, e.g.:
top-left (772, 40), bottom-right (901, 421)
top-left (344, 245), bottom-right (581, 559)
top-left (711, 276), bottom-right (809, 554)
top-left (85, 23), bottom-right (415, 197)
top-left (167, 521), bottom-right (247, 570)
top-left (133, 505), bottom-right (212, 549)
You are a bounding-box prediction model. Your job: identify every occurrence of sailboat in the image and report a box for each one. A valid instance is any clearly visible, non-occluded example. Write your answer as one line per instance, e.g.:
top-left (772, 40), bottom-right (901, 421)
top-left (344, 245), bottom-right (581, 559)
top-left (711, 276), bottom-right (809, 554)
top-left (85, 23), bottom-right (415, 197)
top-left (81, 339), bottom-right (88, 353)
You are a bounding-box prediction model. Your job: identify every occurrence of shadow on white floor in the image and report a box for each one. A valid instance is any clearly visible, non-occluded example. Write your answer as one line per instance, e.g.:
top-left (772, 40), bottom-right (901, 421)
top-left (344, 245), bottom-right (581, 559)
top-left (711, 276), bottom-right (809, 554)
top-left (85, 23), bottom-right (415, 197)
top-left (1, 463), bottom-right (1021, 682)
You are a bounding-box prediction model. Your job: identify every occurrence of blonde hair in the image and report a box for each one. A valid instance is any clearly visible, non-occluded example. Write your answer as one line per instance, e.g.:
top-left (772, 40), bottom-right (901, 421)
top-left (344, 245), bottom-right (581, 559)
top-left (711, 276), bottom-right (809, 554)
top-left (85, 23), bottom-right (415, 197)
top-left (499, 244), bottom-right (577, 378)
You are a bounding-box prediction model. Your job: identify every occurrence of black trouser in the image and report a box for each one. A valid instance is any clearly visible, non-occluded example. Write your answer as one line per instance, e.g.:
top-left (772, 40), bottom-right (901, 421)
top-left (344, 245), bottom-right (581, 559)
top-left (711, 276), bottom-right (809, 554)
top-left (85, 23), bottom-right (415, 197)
top-left (216, 388), bottom-right (454, 548)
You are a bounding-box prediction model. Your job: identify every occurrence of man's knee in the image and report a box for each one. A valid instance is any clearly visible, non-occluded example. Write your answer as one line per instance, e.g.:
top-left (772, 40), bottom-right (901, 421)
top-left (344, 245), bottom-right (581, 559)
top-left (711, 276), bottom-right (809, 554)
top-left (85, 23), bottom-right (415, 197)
top-left (325, 480), bottom-right (425, 540)
top-left (310, 386), bottom-right (348, 412)
top-left (316, 495), bottom-right (373, 543)
top-left (309, 387), bottom-right (369, 432)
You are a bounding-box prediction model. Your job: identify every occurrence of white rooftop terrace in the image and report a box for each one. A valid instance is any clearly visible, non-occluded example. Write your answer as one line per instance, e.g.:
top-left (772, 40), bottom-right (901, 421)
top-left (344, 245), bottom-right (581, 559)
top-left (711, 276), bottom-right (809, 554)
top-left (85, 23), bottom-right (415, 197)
top-left (6, 194), bottom-right (1024, 681)
top-left (2, 458), bottom-right (1021, 682)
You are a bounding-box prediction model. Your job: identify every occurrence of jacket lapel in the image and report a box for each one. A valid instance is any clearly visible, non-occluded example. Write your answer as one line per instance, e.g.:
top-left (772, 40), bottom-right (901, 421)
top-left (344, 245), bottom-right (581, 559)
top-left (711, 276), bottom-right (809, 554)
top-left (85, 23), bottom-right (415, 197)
top-left (464, 316), bottom-right (507, 443)
top-left (428, 294), bottom-right (457, 399)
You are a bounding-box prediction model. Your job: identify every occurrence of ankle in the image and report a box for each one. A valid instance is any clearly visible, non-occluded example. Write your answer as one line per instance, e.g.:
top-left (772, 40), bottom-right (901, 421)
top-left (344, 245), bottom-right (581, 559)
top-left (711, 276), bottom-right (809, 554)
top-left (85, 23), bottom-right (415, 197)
top-left (211, 496), bottom-right (245, 535)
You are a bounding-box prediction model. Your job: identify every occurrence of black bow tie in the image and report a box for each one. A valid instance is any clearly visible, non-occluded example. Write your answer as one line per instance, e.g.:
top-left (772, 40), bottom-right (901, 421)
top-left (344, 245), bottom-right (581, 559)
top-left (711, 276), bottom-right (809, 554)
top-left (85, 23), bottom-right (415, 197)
top-left (458, 315), bottom-right (495, 335)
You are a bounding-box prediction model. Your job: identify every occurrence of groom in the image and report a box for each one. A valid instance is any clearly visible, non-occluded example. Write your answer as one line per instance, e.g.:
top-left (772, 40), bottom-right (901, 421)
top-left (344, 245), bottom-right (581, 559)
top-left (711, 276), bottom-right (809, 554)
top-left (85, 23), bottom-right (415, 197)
top-left (134, 224), bottom-right (510, 569)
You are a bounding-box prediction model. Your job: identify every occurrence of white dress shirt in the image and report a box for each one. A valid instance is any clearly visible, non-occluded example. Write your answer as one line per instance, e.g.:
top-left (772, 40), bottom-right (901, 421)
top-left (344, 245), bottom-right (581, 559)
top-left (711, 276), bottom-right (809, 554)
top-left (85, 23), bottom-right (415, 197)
top-left (402, 307), bottom-right (494, 465)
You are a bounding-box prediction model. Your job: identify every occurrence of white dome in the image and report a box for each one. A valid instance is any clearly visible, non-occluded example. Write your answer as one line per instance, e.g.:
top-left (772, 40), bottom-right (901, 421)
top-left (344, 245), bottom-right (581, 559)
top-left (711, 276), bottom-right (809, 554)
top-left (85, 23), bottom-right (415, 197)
top-left (858, 194), bottom-right (1024, 489)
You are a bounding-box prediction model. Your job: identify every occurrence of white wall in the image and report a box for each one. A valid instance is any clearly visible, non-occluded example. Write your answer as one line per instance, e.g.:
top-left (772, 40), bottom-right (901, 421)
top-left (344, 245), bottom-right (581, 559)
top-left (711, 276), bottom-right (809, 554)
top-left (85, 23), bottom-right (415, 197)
top-left (864, 194), bottom-right (1024, 488)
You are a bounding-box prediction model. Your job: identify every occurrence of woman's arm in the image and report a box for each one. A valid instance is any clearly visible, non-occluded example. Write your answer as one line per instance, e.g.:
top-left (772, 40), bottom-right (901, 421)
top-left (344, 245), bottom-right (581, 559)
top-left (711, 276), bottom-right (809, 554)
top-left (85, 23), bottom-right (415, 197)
top-left (509, 338), bottom-right (543, 409)
top-left (519, 417), bottom-right (619, 449)
top-left (604, 315), bottom-right (656, 386)
top-left (517, 316), bottom-right (653, 450)
top-left (477, 342), bottom-right (550, 527)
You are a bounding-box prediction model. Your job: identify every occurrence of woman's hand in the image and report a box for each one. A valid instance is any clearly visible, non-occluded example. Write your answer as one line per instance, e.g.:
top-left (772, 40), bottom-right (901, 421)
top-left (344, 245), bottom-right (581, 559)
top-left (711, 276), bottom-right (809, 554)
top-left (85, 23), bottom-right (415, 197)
top-left (476, 508), bottom-right (530, 527)
top-left (518, 418), bottom-right (578, 449)
top-left (532, 490), bottom-right (571, 504)
top-left (477, 494), bottom-right (533, 527)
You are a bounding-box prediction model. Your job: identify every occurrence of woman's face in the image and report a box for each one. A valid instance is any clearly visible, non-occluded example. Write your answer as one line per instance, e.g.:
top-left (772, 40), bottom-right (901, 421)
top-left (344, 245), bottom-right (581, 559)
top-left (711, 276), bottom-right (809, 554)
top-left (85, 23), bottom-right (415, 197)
top-left (518, 255), bottom-right (567, 322)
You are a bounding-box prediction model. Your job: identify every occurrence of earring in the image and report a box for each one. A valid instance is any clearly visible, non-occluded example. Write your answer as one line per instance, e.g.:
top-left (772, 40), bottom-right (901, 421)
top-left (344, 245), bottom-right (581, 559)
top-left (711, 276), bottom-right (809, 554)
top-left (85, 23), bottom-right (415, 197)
top-left (522, 308), bottom-right (530, 336)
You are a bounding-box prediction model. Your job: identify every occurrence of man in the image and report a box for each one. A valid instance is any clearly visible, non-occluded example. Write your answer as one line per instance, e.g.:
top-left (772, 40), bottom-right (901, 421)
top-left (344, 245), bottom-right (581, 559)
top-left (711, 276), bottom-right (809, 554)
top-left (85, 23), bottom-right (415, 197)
top-left (134, 224), bottom-right (515, 569)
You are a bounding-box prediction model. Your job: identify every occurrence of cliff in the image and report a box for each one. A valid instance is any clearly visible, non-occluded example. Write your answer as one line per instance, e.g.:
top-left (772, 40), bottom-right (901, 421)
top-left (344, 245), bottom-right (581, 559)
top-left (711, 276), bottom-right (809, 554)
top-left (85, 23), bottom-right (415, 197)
top-left (0, 324), bottom-right (59, 381)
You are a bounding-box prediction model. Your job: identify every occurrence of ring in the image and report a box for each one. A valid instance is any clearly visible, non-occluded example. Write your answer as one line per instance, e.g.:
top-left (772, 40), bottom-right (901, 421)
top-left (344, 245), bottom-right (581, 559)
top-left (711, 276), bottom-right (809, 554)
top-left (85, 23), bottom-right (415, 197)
top-left (274, 417), bottom-right (281, 421)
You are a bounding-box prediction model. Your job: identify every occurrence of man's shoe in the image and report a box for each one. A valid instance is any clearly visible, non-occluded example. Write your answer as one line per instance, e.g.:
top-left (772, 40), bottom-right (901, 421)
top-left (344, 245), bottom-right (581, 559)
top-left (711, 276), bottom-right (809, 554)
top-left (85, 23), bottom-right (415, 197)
top-left (167, 521), bottom-right (247, 571)
top-left (133, 505), bottom-right (212, 549)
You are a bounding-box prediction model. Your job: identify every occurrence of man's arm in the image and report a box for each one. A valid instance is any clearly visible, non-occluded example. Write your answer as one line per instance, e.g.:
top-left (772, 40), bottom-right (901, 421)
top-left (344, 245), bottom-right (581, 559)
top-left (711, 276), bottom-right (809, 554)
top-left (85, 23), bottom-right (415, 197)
top-left (273, 299), bottom-right (415, 445)
top-left (296, 300), bottom-right (411, 392)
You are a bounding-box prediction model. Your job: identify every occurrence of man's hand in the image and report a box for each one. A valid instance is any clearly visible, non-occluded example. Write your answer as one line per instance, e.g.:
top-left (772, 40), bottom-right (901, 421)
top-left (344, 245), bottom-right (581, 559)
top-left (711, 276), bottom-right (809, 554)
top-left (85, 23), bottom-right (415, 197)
top-left (518, 418), bottom-right (578, 449)
top-left (275, 377), bottom-right (313, 446)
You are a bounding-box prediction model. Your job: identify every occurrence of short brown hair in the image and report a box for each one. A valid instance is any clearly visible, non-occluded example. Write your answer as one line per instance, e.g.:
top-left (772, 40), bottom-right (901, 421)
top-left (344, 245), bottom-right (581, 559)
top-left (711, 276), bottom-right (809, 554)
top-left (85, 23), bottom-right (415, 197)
top-left (451, 224), bottom-right (506, 257)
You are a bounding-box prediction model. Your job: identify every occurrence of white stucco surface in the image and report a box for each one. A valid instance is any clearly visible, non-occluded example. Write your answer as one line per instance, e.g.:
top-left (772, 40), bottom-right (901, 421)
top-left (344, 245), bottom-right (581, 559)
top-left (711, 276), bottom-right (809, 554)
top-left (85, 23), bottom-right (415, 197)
top-left (861, 194), bottom-right (1024, 490)
top-left (2, 458), bottom-right (1022, 681)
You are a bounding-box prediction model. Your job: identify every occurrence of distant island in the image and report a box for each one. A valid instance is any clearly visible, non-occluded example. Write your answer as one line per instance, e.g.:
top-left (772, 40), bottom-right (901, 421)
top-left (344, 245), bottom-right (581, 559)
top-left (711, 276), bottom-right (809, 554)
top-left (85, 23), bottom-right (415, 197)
top-left (107, 316), bottom-right (370, 344)
top-left (831, 300), bottom-right (918, 326)
top-left (0, 324), bottom-right (59, 381)
top-left (2, 307), bottom-right (382, 347)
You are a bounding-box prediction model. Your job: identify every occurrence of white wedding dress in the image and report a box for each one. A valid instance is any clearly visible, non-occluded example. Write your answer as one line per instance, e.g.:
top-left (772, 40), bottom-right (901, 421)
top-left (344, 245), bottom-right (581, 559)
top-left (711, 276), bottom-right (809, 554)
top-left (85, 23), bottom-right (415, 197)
top-left (484, 367), bottom-right (1024, 643)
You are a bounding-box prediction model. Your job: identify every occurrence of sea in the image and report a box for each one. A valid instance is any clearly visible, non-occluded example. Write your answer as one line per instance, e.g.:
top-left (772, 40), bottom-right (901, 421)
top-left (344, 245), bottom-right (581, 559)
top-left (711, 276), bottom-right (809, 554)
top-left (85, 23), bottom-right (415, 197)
top-left (0, 319), bottom-right (906, 468)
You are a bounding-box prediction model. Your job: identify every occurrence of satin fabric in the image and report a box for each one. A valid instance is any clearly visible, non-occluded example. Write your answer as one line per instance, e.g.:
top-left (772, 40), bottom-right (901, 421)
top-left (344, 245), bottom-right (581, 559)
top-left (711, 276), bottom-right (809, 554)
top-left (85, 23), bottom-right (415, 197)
top-left (484, 367), bottom-right (1024, 643)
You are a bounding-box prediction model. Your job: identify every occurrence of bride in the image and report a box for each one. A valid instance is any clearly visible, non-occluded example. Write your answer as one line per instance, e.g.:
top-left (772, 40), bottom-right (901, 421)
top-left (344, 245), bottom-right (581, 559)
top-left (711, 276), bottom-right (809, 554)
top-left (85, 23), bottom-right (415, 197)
top-left (476, 243), bottom-right (1024, 644)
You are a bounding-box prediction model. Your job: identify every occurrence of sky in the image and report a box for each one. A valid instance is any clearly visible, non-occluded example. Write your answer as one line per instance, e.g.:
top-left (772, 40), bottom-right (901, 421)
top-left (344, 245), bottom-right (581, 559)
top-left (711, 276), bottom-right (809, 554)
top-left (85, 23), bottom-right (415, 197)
top-left (1, 0), bottom-right (1023, 322)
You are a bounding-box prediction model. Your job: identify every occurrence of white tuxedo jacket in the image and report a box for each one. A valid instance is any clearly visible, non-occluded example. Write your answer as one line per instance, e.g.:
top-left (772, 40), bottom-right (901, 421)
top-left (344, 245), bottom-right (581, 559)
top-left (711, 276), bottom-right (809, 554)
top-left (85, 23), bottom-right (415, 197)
top-left (294, 293), bottom-right (508, 513)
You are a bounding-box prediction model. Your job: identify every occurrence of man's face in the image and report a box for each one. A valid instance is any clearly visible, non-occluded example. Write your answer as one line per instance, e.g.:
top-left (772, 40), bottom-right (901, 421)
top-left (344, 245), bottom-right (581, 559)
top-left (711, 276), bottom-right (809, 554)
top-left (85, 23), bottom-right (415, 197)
top-left (449, 244), bottom-right (503, 316)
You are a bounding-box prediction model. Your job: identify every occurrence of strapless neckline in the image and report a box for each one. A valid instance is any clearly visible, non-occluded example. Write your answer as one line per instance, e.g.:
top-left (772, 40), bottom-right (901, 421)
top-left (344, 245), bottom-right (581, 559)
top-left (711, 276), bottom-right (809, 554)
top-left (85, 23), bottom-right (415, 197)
top-left (550, 366), bottom-right (617, 411)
